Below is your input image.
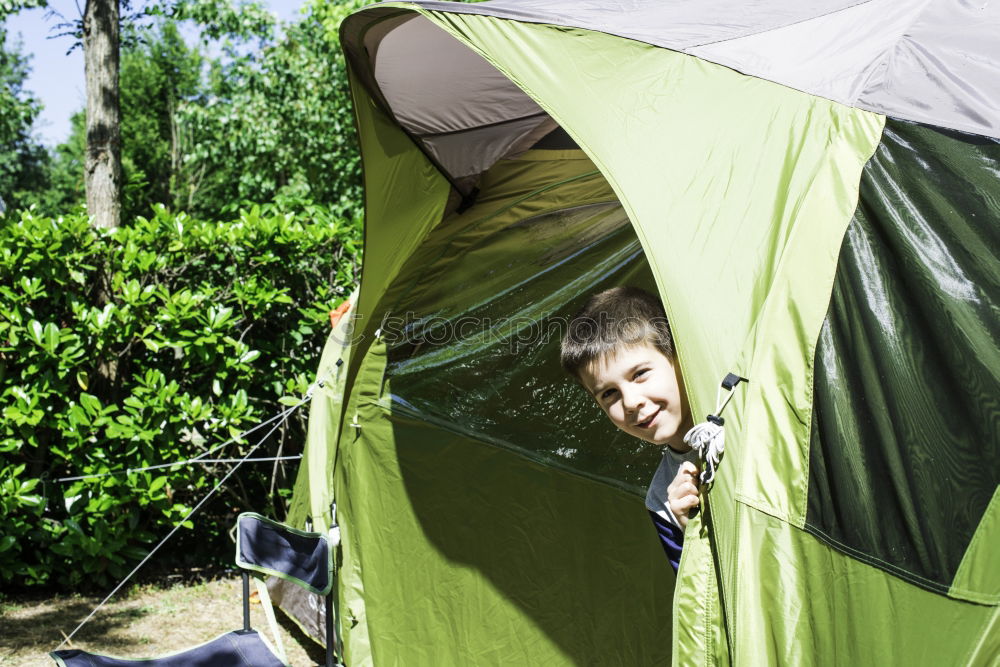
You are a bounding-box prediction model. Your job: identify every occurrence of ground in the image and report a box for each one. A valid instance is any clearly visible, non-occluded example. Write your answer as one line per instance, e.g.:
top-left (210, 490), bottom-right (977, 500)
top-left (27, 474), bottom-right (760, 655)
top-left (0, 576), bottom-right (324, 666)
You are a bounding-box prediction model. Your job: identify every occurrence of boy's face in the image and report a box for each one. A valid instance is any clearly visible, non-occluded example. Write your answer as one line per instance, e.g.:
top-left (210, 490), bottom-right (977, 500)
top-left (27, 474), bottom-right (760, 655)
top-left (578, 342), bottom-right (693, 451)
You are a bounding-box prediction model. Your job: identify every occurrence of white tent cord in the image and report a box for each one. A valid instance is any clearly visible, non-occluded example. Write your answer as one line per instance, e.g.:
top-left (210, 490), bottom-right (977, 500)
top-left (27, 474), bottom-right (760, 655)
top-left (54, 381), bottom-right (323, 650)
top-left (141, 455), bottom-right (301, 466)
top-left (54, 456), bottom-right (302, 482)
top-left (53, 404), bottom-right (300, 484)
top-left (683, 373), bottom-right (747, 485)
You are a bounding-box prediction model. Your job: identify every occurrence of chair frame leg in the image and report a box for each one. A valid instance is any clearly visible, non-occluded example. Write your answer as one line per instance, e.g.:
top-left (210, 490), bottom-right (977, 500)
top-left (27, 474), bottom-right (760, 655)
top-left (242, 571), bottom-right (251, 632)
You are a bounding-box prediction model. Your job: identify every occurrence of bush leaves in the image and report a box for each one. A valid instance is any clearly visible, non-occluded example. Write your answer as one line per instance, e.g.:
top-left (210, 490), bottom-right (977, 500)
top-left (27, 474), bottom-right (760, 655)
top-left (0, 205), bottom-right (359, 589)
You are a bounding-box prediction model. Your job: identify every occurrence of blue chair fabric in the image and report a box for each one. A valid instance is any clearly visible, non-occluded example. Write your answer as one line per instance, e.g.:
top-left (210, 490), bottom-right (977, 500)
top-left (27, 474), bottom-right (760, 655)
top-left (236, 513), bottom-right (332, 595)
top-left (50, 630), bottom-right (285, 667)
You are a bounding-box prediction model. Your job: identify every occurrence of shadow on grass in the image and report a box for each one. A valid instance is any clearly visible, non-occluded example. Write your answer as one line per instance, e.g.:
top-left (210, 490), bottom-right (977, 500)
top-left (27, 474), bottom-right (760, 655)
top-left (274, 606), bottom-right (329, 666)
top-left (1, 597), bottom-right (157, 661)
top-left (2, 578), bottom-right (324, 666)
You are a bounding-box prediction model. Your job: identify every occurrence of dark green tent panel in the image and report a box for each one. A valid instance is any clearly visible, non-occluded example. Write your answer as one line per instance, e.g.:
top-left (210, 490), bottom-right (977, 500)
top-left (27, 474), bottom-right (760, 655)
top-left (808, 119), bottom-right (1000, 601)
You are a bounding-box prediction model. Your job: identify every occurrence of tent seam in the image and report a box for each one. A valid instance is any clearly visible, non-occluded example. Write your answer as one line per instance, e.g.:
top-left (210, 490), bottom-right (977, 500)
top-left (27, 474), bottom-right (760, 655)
top-left (734, 493), bottom-right (791, 523)
top-left (411, 111), bottom-right (550, 139)
top-left (847, 0), bottom-right (936, 107)
top-left (734, 496), bottom-right (1000, 604)
top-left (683, 0), bottom-right (877, 49)
top-left (795, 112), bottom-right (887, 527)
top-left (800, 522), bottom-right (1000, 604)
top-left (370, 398), bottom-right (648, 498)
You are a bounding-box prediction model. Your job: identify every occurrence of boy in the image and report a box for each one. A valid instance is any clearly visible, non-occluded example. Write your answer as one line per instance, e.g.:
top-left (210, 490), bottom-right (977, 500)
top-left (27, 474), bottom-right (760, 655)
top-left (560, 286), bottom-right (700, 571)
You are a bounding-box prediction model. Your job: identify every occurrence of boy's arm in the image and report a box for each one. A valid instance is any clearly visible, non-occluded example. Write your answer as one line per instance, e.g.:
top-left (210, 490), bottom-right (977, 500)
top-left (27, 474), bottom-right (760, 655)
top-left (648, 510), bottom-right (684, 572)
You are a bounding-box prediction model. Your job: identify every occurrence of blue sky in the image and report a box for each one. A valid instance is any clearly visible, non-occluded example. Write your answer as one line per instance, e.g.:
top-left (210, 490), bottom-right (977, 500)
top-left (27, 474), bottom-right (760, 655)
top-left (5, 0), bottom-right (305, 147)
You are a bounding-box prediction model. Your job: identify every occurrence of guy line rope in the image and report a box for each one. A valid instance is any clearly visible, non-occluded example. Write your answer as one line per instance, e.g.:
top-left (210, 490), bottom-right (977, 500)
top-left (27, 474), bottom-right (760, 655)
top-left (54, 375), bottom-right (328, 650)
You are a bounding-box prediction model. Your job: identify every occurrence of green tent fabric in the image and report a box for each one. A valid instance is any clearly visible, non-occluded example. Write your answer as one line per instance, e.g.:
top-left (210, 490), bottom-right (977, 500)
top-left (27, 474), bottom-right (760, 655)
top-left (276, 2), bottom-right (1000, 664)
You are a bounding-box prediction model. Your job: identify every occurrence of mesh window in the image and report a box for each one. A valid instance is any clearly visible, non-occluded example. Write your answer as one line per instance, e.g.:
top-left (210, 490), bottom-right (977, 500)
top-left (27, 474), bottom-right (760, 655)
top-left (384, 199), bottom-right (664, 492)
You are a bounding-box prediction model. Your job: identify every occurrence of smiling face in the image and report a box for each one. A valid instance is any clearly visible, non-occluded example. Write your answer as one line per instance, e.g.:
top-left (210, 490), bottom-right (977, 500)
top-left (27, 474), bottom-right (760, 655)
top-left (578, 342), bottom-right (693, 451)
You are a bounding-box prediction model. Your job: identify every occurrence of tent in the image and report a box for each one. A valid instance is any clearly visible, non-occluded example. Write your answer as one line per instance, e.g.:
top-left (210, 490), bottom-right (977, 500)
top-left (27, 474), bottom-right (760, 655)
top-left (274, 1), bottom-right (1000, 664)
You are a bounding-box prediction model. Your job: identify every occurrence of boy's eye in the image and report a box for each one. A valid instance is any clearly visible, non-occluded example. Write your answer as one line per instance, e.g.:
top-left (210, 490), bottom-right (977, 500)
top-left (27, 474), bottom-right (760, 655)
top-left (600, 388), bottom-right (617, 401)
top-left (634, 368), bottom-right (649, 380)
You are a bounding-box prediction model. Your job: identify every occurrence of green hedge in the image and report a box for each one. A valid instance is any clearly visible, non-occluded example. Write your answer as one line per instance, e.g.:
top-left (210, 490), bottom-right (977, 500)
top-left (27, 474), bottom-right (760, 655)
top-left (0, 204), bottom-right (360, 589)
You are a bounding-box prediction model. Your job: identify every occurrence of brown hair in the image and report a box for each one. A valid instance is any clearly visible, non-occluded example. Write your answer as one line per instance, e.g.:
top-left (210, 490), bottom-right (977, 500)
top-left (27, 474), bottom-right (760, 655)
top-left (560, 286), bottom-right (675, 380)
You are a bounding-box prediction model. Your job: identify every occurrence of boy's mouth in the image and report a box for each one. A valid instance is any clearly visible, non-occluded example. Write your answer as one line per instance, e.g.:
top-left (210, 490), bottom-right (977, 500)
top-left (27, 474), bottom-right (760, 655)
top-left (636, 409), bottom-right (660, 429)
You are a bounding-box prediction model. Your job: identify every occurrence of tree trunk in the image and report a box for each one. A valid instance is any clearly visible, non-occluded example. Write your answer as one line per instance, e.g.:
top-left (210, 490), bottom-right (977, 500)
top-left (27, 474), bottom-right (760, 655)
top-left (83, 0), bottom-right (121, 229)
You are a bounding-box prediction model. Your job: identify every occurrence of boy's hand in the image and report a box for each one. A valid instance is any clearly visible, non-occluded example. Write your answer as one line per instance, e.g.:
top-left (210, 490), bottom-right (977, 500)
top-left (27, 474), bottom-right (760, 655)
top-left (667, 461), bottom-right (701, 528)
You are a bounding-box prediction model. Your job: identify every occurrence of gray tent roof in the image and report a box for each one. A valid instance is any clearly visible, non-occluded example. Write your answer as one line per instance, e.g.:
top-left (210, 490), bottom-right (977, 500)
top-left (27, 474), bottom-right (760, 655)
top-left (408, 0), bottom-right (1000, 139)
top-left (343, 0), bottom-right (1000, 186)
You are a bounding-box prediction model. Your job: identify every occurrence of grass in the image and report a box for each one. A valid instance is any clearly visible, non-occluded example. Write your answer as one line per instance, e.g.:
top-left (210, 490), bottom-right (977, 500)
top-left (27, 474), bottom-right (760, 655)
top-left (0, 576), bottom-right (325, 666)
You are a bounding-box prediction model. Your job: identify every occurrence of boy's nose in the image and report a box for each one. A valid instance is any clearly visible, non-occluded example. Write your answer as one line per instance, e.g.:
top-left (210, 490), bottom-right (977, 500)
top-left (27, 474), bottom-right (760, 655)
top-left (622, 388), bottom-right (645, 413)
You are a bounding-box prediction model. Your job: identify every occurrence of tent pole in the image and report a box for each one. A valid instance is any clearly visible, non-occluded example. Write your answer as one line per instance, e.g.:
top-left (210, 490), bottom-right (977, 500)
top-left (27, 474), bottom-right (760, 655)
top-left (326, 592), bottom-right (335, 667)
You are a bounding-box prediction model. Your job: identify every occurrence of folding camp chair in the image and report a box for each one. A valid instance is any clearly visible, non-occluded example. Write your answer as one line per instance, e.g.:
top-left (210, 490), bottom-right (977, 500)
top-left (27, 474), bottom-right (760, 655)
top-left (51, 513), bottom-right (341, 667)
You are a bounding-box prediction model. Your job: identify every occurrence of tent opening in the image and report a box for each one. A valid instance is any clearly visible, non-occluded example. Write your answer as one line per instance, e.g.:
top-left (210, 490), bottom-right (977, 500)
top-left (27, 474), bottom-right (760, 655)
top-left (379, 142), bottom-right (666, 493)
